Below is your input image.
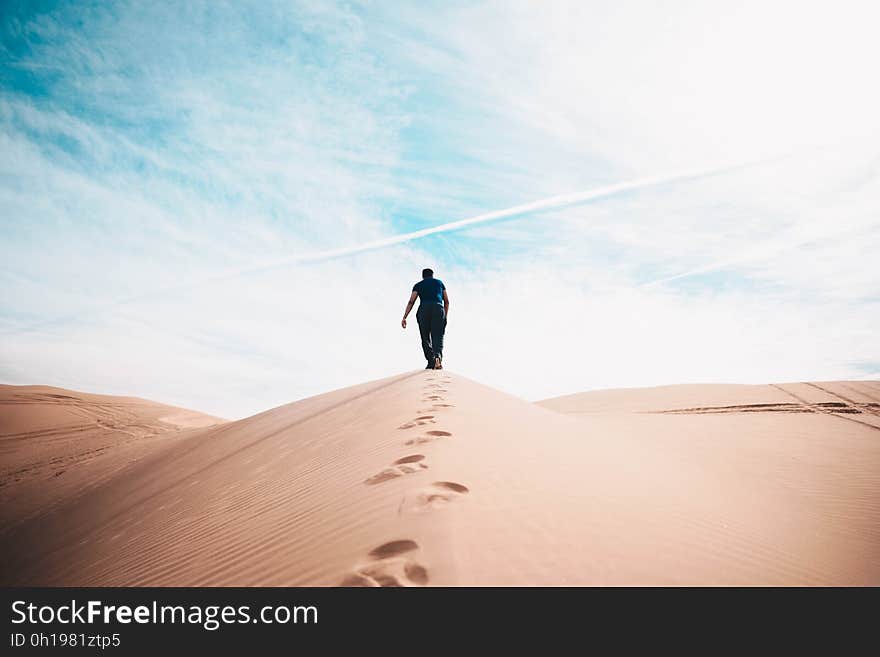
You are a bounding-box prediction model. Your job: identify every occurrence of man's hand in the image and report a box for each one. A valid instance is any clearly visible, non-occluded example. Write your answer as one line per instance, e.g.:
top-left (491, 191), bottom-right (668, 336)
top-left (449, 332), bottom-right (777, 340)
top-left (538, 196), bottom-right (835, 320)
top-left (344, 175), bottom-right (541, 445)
top-left (402, 291), bottom-right (417, 330)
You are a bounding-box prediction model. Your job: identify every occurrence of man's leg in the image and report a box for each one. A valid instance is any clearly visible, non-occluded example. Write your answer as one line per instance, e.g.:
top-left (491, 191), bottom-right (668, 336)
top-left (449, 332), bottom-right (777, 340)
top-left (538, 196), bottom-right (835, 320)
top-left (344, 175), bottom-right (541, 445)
top-left (430, 304), bottom-right (446, 366)
top-left (417, 308), bottom-right (434, 366)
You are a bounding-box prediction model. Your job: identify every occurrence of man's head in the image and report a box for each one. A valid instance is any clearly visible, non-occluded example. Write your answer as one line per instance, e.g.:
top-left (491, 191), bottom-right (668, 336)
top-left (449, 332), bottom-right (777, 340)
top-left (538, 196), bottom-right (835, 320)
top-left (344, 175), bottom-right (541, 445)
top-left (422, 268), bottom-right (434, 279)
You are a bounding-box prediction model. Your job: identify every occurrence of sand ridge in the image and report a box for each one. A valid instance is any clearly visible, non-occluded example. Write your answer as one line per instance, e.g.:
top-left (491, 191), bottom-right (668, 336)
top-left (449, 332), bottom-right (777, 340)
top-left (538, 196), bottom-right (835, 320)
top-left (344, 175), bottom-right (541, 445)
top-left (1, 375), bottom-right (878, 586)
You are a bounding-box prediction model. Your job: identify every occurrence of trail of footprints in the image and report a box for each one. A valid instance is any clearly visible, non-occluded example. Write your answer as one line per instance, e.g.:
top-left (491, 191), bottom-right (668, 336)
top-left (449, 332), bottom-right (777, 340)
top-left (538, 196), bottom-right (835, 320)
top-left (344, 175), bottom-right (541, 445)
top-left (343, 373), bottom-right (468, 586)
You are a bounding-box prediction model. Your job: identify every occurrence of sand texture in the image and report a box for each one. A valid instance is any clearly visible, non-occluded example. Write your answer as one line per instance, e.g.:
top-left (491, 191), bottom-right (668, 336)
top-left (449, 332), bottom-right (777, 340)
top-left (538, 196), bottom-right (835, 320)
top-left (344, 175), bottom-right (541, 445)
top-left (1, 375), bottom-right (878, 586)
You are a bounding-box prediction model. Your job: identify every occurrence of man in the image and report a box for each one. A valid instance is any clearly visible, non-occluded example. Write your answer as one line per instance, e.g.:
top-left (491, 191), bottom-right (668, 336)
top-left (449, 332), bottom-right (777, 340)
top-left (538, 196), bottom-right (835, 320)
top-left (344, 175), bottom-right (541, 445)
top-left (401, 268), bottom-right (449, 369)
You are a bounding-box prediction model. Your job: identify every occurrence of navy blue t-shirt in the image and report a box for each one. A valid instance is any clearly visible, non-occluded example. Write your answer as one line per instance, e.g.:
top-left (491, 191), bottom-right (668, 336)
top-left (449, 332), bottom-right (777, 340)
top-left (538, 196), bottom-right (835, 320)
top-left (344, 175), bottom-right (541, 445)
top-left (412, 277), bottom-right (445, 305)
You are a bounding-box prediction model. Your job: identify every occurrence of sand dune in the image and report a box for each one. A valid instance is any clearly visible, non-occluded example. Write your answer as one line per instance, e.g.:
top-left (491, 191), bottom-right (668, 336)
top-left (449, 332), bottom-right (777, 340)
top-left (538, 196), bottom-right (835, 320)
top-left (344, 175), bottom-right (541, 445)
top-left (0, 385), bottom-right (224, 529)
top-left (539, 381), bottom-right (880, 421)
top-left (1, 375), bottom-right (878, 586)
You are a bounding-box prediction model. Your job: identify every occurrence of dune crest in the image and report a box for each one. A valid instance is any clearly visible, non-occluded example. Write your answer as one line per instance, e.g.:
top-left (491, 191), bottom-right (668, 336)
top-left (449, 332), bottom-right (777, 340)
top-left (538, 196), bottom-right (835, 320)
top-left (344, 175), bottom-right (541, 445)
top-left (1, 375), bottom-right (878, 586)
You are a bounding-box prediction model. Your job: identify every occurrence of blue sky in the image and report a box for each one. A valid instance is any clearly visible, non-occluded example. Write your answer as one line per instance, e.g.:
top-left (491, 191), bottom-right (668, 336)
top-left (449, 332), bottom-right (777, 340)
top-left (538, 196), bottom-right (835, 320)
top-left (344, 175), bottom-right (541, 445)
top-left (2, 0), bottom-right (879, 417)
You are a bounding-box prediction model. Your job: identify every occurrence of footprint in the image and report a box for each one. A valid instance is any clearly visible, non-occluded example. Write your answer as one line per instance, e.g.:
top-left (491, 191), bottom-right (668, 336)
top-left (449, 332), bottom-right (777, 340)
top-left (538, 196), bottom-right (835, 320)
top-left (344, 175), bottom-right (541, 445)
top-left (340, 540), bottom-right (429, 587)
top-left (364, 470), bottom-right (400, 485)
top-left (433, 481), bottom-right (468, 493)
top-left (405, 435), bottom-right (438, 445)
top-left (369, 539), bottom-right (419, 559)
top-left (364, 455), bottom-right (429, 485)
top-left (397, 415), bottom-right (436, 429)
top-left (394, 454), bottom-right (426, 465)
top-left (404, 430), bottom-right (452, 446)
top-left (414, 481), bottom-right (470, 510)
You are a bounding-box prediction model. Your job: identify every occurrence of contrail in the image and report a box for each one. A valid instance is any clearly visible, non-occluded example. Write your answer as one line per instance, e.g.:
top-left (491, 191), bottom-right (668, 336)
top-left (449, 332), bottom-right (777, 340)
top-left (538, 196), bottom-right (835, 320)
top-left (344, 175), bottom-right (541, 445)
top-left (4, 157), bottom-right (774, 335)
top-left (225, 158), bottom-right (768, 276)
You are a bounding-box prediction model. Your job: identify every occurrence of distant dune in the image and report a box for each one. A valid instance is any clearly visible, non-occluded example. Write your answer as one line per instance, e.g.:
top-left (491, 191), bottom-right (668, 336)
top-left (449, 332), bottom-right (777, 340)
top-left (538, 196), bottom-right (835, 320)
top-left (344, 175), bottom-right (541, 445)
top-left (1, 375), bottom-right (878, 586)
top-left (538, 381), bottom-right (880, 419)
top-left (0, 385), bottom-right (225, 529)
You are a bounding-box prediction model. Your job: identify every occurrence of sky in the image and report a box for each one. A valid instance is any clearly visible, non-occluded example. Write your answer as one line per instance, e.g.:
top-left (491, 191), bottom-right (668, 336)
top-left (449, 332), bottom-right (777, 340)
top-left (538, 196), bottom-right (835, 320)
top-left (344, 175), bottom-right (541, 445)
top-left (1, 0), bottom-right (879, 418)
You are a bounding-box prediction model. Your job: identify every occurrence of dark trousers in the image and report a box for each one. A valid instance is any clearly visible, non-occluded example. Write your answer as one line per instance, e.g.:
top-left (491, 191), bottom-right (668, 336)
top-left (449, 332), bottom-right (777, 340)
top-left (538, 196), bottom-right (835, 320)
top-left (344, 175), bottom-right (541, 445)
top-left (416, 303), bottom-right (446, 363)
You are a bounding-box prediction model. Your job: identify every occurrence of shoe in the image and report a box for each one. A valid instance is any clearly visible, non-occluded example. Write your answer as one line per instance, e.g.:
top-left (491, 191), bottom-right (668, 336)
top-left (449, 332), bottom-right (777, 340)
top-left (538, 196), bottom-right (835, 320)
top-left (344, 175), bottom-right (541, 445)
top-left (434, 356), bottom-right (442, 370)
top-left (425, 361), bottom-right (434, 369)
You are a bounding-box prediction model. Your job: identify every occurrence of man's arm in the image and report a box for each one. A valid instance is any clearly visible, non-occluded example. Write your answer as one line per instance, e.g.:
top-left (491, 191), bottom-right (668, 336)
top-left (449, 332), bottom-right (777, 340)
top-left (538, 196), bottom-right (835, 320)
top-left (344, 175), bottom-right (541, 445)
top-left (443, 289), bottom-right (450, 320)
top-left (401, 291), bottom-right (418, 329)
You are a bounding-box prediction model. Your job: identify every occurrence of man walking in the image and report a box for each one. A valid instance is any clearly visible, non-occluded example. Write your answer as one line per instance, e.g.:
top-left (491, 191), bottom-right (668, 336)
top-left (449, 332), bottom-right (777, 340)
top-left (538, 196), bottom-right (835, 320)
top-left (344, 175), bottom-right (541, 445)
top-left (401, 268), bottom-right (449, 369)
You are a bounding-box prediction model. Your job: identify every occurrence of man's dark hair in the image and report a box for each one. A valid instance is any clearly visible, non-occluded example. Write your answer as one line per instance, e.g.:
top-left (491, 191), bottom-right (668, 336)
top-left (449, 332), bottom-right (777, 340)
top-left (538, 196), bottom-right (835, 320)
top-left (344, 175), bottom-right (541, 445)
top-left (422, 268), bottom-right (434, 278)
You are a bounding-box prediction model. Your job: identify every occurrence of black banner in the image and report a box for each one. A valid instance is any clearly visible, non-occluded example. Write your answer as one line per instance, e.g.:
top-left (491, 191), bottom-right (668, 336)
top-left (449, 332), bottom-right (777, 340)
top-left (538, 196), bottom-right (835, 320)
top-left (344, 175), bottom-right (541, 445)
top-left (1, 587), bottom-right (869, 652)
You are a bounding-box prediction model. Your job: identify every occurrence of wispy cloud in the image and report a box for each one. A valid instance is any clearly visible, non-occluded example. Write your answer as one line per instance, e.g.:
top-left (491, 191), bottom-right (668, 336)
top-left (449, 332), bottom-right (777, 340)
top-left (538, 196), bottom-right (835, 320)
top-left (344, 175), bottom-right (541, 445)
top-left (1, 0), bottom-right (878, 417)
top-left (2, 152), bottom-right (781, 336)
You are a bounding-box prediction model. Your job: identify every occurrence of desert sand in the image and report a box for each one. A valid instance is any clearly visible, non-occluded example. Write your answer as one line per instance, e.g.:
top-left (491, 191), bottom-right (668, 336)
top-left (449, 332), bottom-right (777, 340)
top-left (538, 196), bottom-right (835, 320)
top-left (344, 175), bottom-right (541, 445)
top-left (1, 375), bottom-right (878, 586)
top-left (0, 385), bottom-right (224, 529)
